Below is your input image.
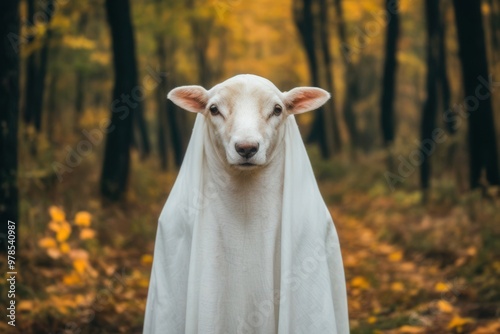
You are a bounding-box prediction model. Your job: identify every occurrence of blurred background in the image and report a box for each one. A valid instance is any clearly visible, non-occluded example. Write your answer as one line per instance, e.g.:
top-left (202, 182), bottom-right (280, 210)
top-left (1, 0), bottom-right (500, 333)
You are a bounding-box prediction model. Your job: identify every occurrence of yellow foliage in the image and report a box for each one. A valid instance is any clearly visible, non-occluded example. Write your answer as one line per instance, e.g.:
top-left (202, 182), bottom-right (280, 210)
top-left (48, 221), bottom-right (61, 232)
top-left (79, 228), bottom-right (96, 240)
top-left (60, 242), bottom-right (71, 254)
top-left (139, 278), bottom-right (150, 288)
top-left (466, 247), bottom-right (477, 256)
top-left (18, 300), bottom-right (34, 312)
top-left (46, 248), bottom-right (61, 259)
top-left (90, 51), bottom-right (110, 66)
top-left (367, 316), bottom-right (377, 324)
top-left (141, 254), bottom-right (154, 265)
top-left (391, 282), bottom-right (405, 292)
top-left (388, 251), bottom-right (403, 262)
top-left (437, 300), bottom-right (454, 313)
top-left (56, 222), bottom-right (72, 242)
top-left (62, 36), bottom-right (96, 50)
top-left (63, 271), bottom-right (81, 286)
top-left (75, 211), bottom-right (92, 227)
top-left (73, 259), bottom-right (87, 274)
top-left (434, 282), bottom-right (450, 293)
top-left (49, 206), bottom-right (66, 222)
top-left (398, 325), bottom-right (425, 333)
top-left (38, 237), bottom-right (57, 249)
top-left (350, 276), bottom-right (371, 290)
top-left (447, 315), bottom-right (474, 330)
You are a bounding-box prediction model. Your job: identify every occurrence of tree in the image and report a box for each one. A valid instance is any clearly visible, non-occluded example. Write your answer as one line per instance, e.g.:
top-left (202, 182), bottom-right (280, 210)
top-left (380, 0), bottom-right (400, 147)
top-left (23, 0), bottom-right (56, 133)
top-left (293, 0), bottom-right (340, 158)
top-left (0, 0), bottom-right (20, 249)
top-left (334, 0), bottom-right (360, 150)
top-left (453, 0), bottom-right (500, 189)
top-left (420, 0), bottom-right (440, 193)
top-left (100, 0), bottom-right (143, 200)
top-left (186, 0), bottom-right (213, 86)
top-left (420, 0), bottom-right (454, 194)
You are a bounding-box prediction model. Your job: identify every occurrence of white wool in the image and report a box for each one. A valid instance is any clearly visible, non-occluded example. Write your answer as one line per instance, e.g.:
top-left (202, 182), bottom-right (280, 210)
top-left (144, 79), bottom-right (349, 333)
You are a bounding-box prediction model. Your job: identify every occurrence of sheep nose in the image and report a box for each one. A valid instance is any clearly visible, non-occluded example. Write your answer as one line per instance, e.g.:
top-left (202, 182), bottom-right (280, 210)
top-left (235, 142), bottom-right (259, 159)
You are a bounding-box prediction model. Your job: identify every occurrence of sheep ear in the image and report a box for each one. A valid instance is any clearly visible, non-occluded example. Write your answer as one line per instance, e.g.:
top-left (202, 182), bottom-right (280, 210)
top-left (283, 87), bottom-right (330, 115)
top-left (167, 85), bottom-right (208, 113)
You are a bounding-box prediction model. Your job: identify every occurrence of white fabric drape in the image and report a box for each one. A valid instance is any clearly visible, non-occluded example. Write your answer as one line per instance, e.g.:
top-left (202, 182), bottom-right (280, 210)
top-left (144, 114), bottom-right (349, 333)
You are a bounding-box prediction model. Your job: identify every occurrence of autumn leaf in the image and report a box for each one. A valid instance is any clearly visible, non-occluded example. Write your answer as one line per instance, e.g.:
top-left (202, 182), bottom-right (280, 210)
top-left (398, 325), bottom-right (425, 333)
top-left (75, 211), bottom-right (92, 227)
top-left (391, 282), bottom-right (405, 292)
top-left (73, 259), bottom-right (87, 274)
top-left (141, 254), bottom-right (153, 265)
top-left (79, 228), bottom-right (96, 240)
top-left (350, 276), bottom-right (371, 290)
top-left (435, 282), bottom-right (450, 293)
top-left (48, 221), bottom-right (62, 232)
top-left (447, 315), bottom-right (474, 330)
top-left (38, 237), bottom-right (57, 249)
top-left (47, 248), bottom-right (61, 259)
top-left (49, 206), bottom-right (66, 222)
top-left (437, 300), bottom-right (454, 313)
top-left (56, 222), bottom-right (72, 242)
top-left (388, 250), bottom-right (403, 262)
top-left (63, 272), bottom-right (81, 285)
top-left (367, 316), bottom-right (377, 324)
top-left (60, 242), bottom-right (70, 254)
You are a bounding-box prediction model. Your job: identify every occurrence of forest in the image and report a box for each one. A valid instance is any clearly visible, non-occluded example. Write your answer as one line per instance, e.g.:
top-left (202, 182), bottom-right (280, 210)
top-left (1, 0), bottom-right (500, 333)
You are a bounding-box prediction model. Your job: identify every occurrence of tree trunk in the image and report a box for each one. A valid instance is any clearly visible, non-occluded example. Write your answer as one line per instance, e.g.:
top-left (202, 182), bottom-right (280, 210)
top-left (318, 0), bottom-right (341, 153)
top-left (380, 0), bottom-right (400, 146)
top-left (420, 0), bottom-right (440, 192)
top-left (23, 0), bottom-right (37, 128)
top-left (453, 0), bottom-right (500, 188)
top-left (156, 34), bottom-right (170, 170)
top-left (101, 0), bottom-right (141, 201)
top-left (0, 0), bottom-right (20, 250)
top-left (487, 0), bottom-right (500, 64)
top-left (294, 0), bottom-right (336, 158)
top-left (74, 13), bottom-right (88, 129)
top-left (47, 72), bottom-right (59, 143)
top-left (186, 0), bottom-right (213, 86)
top-left (438, 0), bottom-right (454, 134)
top-left (334, 0), bottom-right (360, 149)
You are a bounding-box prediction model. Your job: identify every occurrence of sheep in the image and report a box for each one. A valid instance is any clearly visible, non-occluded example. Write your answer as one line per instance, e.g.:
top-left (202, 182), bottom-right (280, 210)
top-left (144, 74), bottom-right (349, 334)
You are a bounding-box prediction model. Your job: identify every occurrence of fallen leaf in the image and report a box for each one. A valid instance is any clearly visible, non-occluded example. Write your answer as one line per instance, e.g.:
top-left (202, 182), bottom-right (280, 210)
top-left (435, 282), bottom-right (450, 293)
top-left (437, 300), bottom-right (454, 313)
top-left (60, 242), bottom-right (70, 254)
top-left (56, 222), bottom-right (72, 242)
top-left (73, 259), bottom-right (87, 274)
top-left (49, 206), bottom-right (66, 222)
top-left (47, 248), bottom-right (61, 259)
top-left (391, 282), bottom-right (405, 292)
top-left (75, 211), bottom-right (92, 227)
top-left (141, 254), bottom-right (153, 265)
top-left (398, 325), bottom-right (425, 333)
top-left (389, 251), bottom-right (403, 262)
top-left (38, 237), bottom-right (57, 249)
top-left (447, 315), bottom-right (474, 330)
top-left (79, 228), bottom-right (96, 240)
top-left (350, 276), bottom-right (371, 290)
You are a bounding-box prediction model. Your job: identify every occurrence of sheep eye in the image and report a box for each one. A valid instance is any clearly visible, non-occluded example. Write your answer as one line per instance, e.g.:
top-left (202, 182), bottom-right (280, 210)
top-left (209, 104), bottom-right (219, 115)
top-left (273, 104), bottom-right (283, 116)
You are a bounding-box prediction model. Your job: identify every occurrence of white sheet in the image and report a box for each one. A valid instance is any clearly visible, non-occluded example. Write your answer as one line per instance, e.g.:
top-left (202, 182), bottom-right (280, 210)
top-left (144, 114), bottom-right (349, 333)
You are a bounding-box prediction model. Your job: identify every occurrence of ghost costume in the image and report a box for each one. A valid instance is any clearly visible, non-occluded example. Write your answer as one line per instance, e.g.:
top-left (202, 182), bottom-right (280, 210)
top-left (144, 113), bottom-right (349, 333)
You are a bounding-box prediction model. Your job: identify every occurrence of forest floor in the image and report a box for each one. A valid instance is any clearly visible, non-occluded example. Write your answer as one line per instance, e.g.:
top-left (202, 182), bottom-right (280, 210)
top-left (2, 146), bottom-right (500, 334)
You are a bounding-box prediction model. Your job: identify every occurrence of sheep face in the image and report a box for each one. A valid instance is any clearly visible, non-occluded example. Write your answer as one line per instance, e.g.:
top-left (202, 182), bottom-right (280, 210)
top-left (168, 74), bottom-right (330, 170)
